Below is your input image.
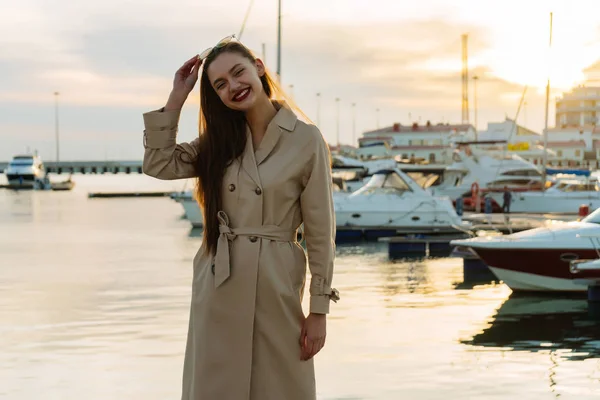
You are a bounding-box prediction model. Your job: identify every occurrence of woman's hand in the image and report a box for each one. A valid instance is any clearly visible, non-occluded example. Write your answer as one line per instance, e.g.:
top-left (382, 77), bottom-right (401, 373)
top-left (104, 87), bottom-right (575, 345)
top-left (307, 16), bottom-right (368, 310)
top-left (165, 55), bottom-right (201, 111)
top-left (299, 313), bottom-right (327, 361)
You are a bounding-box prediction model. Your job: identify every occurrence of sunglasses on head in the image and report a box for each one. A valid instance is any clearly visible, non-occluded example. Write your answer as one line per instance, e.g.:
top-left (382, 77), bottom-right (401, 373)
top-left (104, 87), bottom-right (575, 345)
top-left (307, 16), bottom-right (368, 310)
top-left (199, 34), bottom-right (238, 62)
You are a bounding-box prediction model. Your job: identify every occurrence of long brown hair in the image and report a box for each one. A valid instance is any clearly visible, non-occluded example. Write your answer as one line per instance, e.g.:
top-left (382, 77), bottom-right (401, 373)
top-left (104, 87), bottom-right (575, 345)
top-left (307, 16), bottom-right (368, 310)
top-left (194, 42), bottom-right (296, 256)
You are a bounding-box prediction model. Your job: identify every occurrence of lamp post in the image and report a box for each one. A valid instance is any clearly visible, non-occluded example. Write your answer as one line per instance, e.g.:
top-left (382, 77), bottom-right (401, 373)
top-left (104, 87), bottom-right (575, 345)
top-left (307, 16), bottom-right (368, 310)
top-left (276, 0), bottom-right (281, 80)
top-left (316, 92), bottom-right (321, 127)
top-left (473, 75), bottom-right (479, 138)
top-left (335, 97), bottom-right (340, 148)
top-left (54, 91), bottom-right (60, 162)
top-left (352, 102), bottom-right (356, 146)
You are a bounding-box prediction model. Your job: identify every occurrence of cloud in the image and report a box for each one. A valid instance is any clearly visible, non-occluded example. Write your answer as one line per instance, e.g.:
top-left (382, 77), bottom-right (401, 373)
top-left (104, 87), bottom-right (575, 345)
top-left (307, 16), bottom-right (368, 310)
top-left (1, 1), bottom-right (596, 160)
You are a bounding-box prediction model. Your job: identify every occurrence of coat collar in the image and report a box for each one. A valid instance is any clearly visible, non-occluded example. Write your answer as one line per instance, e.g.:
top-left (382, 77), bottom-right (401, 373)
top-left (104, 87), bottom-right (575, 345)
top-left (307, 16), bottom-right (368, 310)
top-left (240, 100), bottom-right (298, 185)
top-left (254, 100), bottom-right (297, 165)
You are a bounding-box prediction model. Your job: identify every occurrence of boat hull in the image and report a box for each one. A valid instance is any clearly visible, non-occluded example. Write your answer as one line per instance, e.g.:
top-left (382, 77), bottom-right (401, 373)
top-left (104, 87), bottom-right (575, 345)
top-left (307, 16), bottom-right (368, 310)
top-left (181, 198), bottom-right (203, 228)
top-left (473, 247), bottom-right (600, 292)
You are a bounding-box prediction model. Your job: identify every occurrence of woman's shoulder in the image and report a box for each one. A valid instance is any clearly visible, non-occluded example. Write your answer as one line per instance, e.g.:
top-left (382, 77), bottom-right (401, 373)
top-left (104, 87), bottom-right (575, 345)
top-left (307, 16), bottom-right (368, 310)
top-left (291, 120), bottom-right (329, 151)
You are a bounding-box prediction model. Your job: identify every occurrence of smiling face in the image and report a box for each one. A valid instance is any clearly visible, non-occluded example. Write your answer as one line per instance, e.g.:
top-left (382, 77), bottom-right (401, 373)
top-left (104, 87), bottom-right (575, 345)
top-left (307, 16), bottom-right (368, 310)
top-left (205, 51), bottom-right (267, 112)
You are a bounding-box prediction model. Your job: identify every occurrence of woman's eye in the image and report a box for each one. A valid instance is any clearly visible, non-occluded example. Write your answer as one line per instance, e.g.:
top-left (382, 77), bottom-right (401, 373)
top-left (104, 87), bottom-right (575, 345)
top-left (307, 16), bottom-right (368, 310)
top-left (234, 68), bottom-right (244, 76)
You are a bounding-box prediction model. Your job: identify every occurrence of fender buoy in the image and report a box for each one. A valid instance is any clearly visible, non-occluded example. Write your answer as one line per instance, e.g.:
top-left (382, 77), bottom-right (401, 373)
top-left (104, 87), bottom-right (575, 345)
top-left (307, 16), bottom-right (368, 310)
top-left (471, 182), bottom-right (480, 199)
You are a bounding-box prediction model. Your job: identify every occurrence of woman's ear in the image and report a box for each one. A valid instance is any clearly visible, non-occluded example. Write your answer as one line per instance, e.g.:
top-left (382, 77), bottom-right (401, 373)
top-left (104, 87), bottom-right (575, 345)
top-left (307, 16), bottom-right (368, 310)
top-left (254, 58), bottom-right (266, 77)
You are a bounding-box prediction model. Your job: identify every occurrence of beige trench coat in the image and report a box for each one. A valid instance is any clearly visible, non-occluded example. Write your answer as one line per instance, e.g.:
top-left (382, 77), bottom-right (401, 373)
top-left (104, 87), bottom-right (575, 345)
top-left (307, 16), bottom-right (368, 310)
top-left (142, 100), bottom-right (338, 400)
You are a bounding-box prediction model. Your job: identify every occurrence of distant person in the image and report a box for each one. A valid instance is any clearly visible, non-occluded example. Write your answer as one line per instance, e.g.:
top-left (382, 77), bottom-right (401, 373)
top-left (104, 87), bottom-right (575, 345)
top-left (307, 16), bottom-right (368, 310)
top-left (141, 35), bottom-right (338, 400)
top-left (502, 186), bottom-right (512, 214)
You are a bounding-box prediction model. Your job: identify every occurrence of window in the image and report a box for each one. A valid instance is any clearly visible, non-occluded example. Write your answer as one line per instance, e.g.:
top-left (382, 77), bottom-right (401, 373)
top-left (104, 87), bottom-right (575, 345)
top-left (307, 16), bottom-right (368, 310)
top-left (429, 153), bottom-right (436, 163)
top-left (575, 150), bottom-right (581, 157)
top-left (557, 150), bottom-right (563, 157)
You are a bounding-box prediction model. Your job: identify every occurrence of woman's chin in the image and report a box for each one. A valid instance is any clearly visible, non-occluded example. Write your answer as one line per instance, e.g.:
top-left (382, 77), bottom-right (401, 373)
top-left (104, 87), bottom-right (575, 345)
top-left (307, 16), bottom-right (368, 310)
top-left (226, 97), bottom-right (256, 112)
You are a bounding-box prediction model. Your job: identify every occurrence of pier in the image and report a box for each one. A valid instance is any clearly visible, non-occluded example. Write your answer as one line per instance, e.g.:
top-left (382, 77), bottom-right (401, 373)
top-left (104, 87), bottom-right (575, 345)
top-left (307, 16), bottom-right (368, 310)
top-left (0, 160), bottom-right (144, 175)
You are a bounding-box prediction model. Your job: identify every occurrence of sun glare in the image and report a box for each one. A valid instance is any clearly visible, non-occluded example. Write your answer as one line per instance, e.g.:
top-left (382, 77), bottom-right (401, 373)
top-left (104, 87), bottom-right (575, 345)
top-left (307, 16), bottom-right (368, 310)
top-left (482, 13), bottom-right (599, 91)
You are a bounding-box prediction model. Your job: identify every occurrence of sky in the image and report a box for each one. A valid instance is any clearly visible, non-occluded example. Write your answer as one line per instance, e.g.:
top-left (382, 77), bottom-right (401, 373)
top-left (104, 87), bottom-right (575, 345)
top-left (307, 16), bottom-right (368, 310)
top-left (2, 0), bottom-right (600, 161)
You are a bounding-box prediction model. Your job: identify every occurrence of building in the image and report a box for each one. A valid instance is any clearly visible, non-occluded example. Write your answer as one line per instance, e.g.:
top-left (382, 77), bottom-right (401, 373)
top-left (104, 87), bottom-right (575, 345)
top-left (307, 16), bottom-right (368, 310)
top-left (544, 126), bottom-right (600, 167)
top-left (555, 85), bottom-right (600, 127)
top-left (356, 121), bottom-right (476, 164)
top-left (477, 118), bottom-right (552, 166)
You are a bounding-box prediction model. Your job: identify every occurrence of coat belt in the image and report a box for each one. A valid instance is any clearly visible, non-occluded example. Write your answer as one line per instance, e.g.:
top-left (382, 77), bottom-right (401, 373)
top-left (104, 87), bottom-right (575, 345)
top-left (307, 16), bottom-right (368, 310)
top-left (214, 211), bottom-right (297, 288)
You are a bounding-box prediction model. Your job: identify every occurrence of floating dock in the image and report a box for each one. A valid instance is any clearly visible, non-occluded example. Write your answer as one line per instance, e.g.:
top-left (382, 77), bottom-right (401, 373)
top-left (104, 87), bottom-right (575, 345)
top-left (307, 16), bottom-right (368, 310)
top-left (87, 191), bottom-right (174, 198)
top-left (380, 234), bottom-right (471, 259)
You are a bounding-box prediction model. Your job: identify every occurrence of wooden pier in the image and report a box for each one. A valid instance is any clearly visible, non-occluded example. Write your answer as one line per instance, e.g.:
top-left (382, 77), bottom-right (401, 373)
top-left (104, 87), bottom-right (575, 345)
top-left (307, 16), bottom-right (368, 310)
top-left (0, 160), bottom-right (144, 175)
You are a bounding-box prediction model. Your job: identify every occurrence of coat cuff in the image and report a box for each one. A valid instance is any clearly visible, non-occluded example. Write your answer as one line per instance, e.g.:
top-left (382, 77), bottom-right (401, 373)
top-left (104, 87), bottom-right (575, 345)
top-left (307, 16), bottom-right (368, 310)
top-left (308, 276), bottom-right (340, 314)
top-left (310, 295), bottom-right (331, 314)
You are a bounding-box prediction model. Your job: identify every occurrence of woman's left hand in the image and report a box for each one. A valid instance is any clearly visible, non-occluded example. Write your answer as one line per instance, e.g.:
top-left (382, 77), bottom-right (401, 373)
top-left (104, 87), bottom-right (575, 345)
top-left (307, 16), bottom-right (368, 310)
top-left (299, 313), bottom-right (327, 361)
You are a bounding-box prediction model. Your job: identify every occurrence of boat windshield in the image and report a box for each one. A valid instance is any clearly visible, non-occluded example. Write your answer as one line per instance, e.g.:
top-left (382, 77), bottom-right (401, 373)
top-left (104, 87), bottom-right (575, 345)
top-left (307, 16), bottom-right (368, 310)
top-left (10, 158), bottom-right (34, 166)
top-left (561, 183), bottom-right (599, 192)
top-left (352, 172), bottom-right (412, 195)
top-left (583, 208), bottom-right (600, 224)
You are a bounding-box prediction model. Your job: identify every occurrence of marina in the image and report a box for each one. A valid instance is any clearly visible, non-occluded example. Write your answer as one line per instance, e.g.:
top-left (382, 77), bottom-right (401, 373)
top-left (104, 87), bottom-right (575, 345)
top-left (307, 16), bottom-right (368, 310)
top-left (3, 174), bottom-right (600, 399)
top-left (3, 1), bottom-right (600, 397)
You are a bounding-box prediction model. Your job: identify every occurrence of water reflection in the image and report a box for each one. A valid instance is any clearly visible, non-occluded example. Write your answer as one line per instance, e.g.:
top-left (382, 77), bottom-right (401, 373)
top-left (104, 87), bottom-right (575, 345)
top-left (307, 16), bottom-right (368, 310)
top-left (463, 295), bottom-right (600, 360)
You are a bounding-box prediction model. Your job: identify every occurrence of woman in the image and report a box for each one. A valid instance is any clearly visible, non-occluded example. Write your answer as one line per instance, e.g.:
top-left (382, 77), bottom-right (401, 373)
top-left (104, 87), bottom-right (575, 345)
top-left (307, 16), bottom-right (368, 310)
top-left (142, 35), bottom-right (339, 399)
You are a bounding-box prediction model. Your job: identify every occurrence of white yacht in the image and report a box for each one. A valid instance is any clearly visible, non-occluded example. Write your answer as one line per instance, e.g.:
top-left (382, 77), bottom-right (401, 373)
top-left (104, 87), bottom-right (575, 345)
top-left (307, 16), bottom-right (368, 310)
top-left (487, 177), bottom-right (600, 214)
top-left (331, 155), bottom-right (396, 192)
top-left (400, 146), bottom-right (543, 201)
top-left (334, 168), bottom-right (470, 233)
top-left (4, 154), bottom-right (46, 188)
top-left (175, 178), bottom-right (351, 229)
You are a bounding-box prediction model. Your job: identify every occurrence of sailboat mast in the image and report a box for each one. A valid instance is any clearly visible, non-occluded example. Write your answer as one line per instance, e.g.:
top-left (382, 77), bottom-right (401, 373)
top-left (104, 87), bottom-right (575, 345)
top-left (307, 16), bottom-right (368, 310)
top-left (542, 12), bottom-right (553, 182)
top-left (276, 0), bottom-right (281, 80)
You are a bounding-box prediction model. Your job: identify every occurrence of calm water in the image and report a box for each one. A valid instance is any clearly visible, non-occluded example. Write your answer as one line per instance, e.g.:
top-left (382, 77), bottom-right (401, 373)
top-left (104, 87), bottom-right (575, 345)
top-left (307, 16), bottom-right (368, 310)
top-left (2, 175), bottom-right (600, 399)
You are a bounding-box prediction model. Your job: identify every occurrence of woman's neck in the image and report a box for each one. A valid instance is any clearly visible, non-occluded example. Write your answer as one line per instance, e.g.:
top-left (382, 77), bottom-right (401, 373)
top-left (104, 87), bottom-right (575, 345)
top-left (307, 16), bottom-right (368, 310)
top-left (245, 95), bottom-right (277, 150)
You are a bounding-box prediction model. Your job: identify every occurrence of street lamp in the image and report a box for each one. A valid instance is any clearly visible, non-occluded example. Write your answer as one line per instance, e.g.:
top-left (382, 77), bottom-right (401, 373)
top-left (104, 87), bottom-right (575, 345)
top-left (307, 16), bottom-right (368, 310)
top-left (316, 92), bottom-right (321, 127)
top-left (352, 103), bottom-right (356, 145)
top-left (54, 91), bottom-right (60, 163)
top-left (335, 97), bottom-right (340, 148)
top-left (473, 75), bottom-right (479, 137)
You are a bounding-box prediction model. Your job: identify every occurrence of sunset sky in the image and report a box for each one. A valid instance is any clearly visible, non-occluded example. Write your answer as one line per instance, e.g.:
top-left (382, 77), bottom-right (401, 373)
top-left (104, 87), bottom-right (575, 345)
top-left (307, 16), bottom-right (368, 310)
top-left (2, 0), bottom-right (600, 161)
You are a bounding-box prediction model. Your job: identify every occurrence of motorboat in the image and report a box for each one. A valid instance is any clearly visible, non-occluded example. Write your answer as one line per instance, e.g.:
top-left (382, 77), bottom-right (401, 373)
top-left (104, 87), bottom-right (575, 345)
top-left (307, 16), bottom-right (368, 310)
top-left (331, 154), bottom-right (396, 192)
top-left (400, 146), bottom-right (544, 202)
top-left (450, 208), bottom-right (600, 292)
top-left (487, 174), bottom-right (600, 214)
top-left (175, 178), bottom-right (351, 229)
top-left (4, 154), bottom-right (46, 188)
top-left (170, 190), bottom-right (204, 228)
top-left (334, 168), bottom-right (471, 233)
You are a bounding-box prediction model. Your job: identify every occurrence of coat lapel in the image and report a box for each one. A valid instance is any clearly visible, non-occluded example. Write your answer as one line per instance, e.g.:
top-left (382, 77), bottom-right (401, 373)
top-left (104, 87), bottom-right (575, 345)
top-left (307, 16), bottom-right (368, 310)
top-left (241, 126), bottom-right (262, 188)
top-left (254, 102), bottom-right (298, 166)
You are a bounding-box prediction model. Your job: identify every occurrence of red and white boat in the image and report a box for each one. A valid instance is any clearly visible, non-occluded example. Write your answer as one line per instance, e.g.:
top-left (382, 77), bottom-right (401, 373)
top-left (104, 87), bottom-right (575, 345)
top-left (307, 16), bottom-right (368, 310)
top-left (451, 209), bottom-right (600, 292)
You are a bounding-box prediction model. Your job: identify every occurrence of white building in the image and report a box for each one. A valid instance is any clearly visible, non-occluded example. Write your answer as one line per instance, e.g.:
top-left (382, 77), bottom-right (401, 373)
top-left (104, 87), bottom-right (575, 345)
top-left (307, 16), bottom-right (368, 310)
top-left (477, 118), bottom-right (552, 166)
top-left (356, 121), bottom-right (476, 164)
top-left (547, 84), bottom-right (600, 168)
top-left (556, 85), bottom-right (600, 127)
top-left (544, 126), bottom-right (600, 167)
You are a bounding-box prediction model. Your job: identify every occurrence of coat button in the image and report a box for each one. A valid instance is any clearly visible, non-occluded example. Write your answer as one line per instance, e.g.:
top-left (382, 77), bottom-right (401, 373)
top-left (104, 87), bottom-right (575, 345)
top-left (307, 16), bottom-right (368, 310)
top-left (249, 236), bottom-right (258, 242)
top-left (228, 184), bottom-right (236, 192)
top-left (255, 187), bottom-right (262, 195)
